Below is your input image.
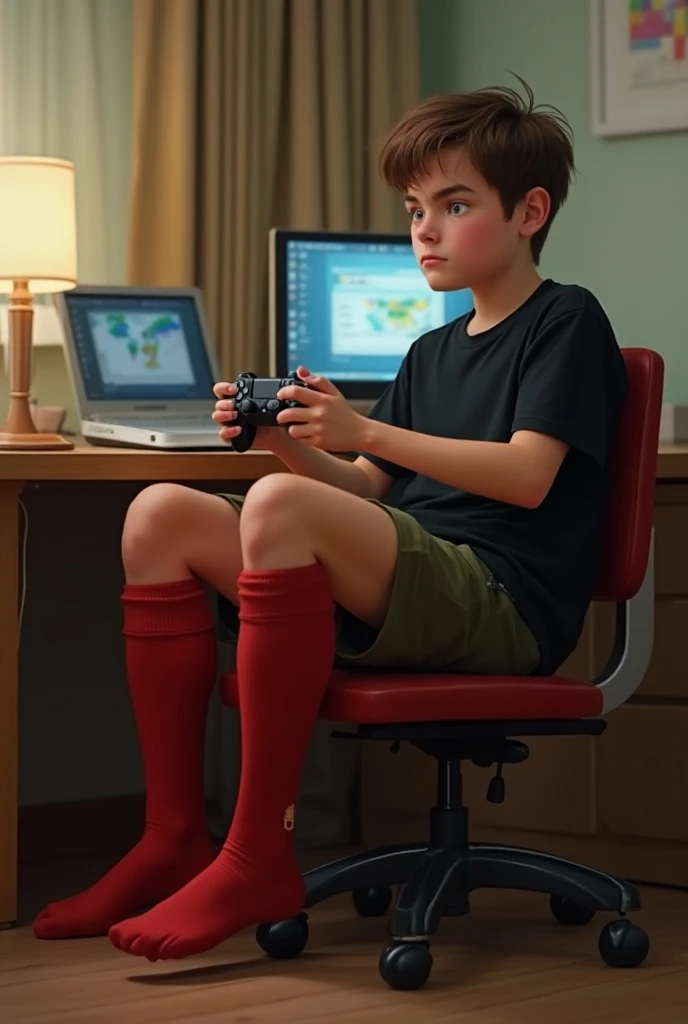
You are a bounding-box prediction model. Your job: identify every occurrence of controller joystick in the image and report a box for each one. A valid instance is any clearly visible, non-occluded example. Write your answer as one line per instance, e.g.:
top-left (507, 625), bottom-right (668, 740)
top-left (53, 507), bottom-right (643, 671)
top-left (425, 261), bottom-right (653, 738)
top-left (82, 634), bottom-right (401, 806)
top-left (229, 370), bottom-right (309, 453)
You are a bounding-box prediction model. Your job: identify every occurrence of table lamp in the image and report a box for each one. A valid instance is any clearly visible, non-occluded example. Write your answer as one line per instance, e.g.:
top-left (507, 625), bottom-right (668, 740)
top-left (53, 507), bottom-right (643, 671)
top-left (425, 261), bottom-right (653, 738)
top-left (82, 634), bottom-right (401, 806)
top-left (0, 156), bottom-right (78, 450)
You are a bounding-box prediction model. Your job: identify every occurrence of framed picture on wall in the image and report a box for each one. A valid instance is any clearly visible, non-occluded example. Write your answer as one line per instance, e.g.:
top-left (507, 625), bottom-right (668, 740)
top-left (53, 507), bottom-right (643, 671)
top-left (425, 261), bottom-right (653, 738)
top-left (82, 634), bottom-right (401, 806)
top-left (591, 0), bottom-right (688, 136)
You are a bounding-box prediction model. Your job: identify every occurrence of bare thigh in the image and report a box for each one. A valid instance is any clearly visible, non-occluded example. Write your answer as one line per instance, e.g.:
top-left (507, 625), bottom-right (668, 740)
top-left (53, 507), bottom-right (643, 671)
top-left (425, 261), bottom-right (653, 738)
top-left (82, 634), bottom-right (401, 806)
top-left (121, 482), bottom-right (243, 602)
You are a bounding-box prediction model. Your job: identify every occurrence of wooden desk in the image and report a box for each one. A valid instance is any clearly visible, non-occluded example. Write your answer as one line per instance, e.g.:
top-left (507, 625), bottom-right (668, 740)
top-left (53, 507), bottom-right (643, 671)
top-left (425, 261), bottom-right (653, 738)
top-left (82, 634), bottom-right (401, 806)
top-left (2, 442), bottom-right (688, 925)
top-left (0, 444), bottom-right (282, 926)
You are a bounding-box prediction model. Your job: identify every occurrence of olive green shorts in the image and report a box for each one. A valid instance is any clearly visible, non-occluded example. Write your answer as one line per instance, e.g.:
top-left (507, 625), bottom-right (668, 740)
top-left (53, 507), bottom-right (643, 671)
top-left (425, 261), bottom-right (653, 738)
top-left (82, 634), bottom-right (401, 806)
top-left (217, 493), bottom-right (540, 675)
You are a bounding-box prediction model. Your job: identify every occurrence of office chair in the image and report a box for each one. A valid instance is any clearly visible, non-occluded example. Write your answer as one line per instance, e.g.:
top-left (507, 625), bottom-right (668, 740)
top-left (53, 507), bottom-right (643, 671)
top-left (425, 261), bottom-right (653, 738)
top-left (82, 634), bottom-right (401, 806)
top-left (220, 347), bottom-right (664, 990)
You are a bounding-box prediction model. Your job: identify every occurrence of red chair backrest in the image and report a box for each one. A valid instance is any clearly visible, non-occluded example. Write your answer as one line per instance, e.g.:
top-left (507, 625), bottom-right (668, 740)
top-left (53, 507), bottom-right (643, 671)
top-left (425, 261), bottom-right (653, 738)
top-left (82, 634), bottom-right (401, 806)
top-left (594, 348), bottom-right (664, 602)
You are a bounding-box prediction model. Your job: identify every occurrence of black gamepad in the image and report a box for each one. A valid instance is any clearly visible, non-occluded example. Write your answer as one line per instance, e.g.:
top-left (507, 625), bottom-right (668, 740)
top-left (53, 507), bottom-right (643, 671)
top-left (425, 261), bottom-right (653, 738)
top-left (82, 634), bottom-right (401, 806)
top-left (229, 370), bottom-right (309, 452)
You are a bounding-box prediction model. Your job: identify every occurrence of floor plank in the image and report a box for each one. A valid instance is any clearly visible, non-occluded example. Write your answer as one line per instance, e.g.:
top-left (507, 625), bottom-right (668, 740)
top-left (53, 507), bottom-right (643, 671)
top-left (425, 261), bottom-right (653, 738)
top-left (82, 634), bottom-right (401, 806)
top-left (2, 853), bottom-right (687, 1022)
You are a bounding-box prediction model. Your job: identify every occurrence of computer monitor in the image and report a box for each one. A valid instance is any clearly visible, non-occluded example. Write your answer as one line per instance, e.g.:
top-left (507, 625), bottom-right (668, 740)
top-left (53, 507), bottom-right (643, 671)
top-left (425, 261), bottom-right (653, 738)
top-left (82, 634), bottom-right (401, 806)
top-left (269, 228), bottom-right (474, 401)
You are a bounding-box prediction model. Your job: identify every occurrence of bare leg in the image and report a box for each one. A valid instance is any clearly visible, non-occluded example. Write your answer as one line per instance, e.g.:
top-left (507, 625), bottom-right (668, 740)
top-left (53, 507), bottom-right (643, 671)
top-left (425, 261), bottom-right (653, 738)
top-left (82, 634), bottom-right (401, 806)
top-left (123, 476), bottom-right (399, 624)
top-left (121, 483), bottom-right (244, 596)
top-left (239, 474), bottom-right (399, 625)
top-left (123, 475), bottom-right (398, 622)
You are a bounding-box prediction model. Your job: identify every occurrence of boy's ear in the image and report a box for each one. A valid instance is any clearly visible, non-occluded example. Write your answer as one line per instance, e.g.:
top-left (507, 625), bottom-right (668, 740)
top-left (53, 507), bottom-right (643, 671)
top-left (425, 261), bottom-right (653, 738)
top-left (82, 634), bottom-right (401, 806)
top-left (518, 187), bottom-right (550, 238)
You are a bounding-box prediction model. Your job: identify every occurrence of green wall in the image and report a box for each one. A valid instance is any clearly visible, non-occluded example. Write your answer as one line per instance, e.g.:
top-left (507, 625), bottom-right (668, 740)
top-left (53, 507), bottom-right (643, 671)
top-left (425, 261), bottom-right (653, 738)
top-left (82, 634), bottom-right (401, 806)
top-left (419, 0), bottom-right (687, 403)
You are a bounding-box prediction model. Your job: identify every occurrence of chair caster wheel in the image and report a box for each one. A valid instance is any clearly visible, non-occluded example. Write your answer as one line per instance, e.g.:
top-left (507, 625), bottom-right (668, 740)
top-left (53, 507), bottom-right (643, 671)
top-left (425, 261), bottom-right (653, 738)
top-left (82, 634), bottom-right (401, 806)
top-left (379, 941), bottom-right (433, 991)
top-left (598, 919), bottom-right (649, 968)
top-left (255, 913), bottom-right (309, 960)
top-left (550, 894), bottom-right (596, 926)
top-left (352, 885), bottom-right (393, 918)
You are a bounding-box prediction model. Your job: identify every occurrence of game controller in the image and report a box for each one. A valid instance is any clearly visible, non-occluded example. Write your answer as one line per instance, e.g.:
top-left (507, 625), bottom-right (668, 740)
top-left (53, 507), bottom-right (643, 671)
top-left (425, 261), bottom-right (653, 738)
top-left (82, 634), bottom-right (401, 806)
top-left (229, 370), bottom-right (309, 452)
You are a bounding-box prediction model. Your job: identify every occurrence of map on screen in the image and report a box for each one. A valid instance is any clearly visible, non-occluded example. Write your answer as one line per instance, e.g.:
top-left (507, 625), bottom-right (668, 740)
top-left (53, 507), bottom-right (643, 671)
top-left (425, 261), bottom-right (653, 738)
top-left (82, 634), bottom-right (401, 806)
top-left (330, 271), bottom-right (445, 357)
top-left (87, 310), bottom-right (197, 388)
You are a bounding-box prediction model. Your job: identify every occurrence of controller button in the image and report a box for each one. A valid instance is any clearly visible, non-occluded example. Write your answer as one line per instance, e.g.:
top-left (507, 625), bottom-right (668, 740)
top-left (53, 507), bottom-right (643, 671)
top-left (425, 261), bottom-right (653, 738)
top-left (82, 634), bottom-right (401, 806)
top-left (266, 399), bottom-right (280, 412)
top-left (240, 398), bottom-right (256, 414)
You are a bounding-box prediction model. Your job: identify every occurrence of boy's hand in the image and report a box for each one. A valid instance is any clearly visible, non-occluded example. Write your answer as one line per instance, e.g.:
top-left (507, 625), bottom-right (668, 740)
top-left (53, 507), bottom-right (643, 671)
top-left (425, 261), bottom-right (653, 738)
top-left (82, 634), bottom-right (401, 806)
top-left (212, 381), bottom-right (289, 452)
top-left (276, 366), bottom-right (368, 452)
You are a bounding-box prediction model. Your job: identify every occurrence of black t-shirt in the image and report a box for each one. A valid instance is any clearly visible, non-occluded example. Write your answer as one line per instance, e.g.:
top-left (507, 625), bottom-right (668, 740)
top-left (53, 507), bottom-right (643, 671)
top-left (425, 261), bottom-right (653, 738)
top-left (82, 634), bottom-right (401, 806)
top-left (360, 280), bottom-right (628, 675)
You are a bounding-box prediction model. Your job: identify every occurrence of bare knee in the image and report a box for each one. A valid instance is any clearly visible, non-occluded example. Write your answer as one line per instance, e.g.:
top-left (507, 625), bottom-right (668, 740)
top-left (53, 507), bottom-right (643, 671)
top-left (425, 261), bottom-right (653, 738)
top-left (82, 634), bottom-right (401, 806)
top-left (122, 484), bottom-right (200, 575)
top-left (242, 475), bottom-right (313, 532)
top-left (241, 475), bottom-right (319, 566)
top-left (122, 483), bottom-right (243, 591)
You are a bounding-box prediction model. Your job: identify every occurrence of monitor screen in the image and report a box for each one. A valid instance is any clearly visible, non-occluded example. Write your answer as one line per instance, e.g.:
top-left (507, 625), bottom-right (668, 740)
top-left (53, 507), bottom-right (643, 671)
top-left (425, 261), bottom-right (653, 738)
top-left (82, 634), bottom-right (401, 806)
top-left (271, 229), bottom-right (474, 400)
top-left (59, 290), bottom-right (216, 402)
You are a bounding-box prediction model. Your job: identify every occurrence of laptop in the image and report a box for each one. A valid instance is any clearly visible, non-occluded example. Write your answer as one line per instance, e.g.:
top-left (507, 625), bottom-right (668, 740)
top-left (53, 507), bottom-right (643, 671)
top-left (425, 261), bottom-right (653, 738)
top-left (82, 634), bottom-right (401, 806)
top-left (56, 285), bottom-right (226, 449)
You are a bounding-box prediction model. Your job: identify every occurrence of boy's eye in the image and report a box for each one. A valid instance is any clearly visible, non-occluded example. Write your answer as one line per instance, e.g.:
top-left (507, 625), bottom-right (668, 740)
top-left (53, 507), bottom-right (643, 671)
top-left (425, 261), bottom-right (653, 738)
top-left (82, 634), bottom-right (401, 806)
top-left (406, 202), bottom-right (467, 220)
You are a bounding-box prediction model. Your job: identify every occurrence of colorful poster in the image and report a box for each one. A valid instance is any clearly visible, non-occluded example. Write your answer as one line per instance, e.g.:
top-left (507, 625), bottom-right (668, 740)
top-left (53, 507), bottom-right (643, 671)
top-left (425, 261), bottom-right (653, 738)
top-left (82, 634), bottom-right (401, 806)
top-left (592, 0), bottom-right (688, 134)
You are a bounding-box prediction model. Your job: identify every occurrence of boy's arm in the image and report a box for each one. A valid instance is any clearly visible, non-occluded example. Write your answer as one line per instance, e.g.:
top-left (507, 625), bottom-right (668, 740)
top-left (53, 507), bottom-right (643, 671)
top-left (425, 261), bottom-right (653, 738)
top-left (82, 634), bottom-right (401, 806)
top-left (360, 306), bottom-right (623, 509)
top-left (360, 425), bottom-right (567, 509)
top-left (267, 352), bottom-right (415, 500)
top-left (270, 430), bottom-right (394, 500)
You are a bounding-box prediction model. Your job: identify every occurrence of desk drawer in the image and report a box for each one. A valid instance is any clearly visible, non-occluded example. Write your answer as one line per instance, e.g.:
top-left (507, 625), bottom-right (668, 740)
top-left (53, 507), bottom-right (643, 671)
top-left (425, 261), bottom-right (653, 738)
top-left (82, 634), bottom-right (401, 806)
top-left (655, 501), bottom-right (688, 595)
top-left (597, 706), bottom-right (688, 843)
top-left (637, 599), bottom-right (688, 699)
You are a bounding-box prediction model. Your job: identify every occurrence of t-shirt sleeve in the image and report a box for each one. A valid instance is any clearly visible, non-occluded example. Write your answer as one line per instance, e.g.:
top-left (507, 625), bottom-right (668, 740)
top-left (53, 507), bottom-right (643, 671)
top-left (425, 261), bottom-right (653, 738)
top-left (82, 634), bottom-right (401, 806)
top-left (512, 308), bottom-right (625, 469)
top-left (356, 345), bottom-right (413, 478)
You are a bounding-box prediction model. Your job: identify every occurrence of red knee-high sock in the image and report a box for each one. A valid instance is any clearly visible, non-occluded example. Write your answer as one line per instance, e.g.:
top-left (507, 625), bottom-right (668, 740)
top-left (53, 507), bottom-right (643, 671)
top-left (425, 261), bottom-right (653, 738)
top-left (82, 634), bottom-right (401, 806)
top-left (34, 579), bottom-right (218, 939)
top-left (109, 562), bottom-right (335, 961)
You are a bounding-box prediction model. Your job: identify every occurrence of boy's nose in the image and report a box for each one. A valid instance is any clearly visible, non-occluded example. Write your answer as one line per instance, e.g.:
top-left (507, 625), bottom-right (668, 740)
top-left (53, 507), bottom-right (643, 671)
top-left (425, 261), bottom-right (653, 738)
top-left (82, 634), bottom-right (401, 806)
top-left (417, 221), bottom-right (439, 243)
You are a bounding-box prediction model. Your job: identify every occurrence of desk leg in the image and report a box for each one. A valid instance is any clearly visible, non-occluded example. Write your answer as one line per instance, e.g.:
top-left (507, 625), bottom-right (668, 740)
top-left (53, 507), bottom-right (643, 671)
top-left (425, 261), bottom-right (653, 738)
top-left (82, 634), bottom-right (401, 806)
top-left (0, 480), bottom-right (22, 927)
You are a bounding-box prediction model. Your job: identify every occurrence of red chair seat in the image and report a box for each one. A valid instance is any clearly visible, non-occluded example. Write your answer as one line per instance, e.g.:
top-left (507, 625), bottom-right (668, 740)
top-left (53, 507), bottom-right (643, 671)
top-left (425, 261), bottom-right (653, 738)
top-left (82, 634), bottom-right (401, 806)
top-left (219, 668), bottom-right (603, 723)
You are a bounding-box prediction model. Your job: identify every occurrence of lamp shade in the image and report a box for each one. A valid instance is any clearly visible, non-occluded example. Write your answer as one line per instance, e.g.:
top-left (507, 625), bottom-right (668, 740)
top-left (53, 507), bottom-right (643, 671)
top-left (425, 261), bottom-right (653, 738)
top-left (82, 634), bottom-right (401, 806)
top-left (0, 156), bottom-right (78, 294)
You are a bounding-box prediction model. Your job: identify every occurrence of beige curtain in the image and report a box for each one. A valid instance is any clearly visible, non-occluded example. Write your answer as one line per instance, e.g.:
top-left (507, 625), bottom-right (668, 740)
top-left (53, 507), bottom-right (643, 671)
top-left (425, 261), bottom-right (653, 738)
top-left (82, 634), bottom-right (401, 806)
top-left (1, 0), bottom-right (133, 284)
top-left (129, 0), bottom-right (420, 377)
top-left (129, 0), bottom-right (420, 847)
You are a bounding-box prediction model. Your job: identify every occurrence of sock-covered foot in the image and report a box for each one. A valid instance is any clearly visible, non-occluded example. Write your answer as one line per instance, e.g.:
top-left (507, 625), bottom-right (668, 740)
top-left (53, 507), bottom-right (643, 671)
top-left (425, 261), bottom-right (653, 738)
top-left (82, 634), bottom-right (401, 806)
top-left (109, 837), bottom-right (304, 961)
top-left (35, 577), bottom-right (221, 940)
top-left (110, 562), bottom-right (335, 961)
top-left (34, 829), bottom-right (216, 939)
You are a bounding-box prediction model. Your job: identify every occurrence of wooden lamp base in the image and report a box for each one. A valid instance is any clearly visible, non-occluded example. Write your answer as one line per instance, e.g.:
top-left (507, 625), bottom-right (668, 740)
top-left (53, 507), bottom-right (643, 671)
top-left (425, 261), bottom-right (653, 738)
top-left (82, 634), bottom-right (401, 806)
top-left (0, 430), bottom-right (73, 451)
top-left (0, 280), bottom-right (74, 452)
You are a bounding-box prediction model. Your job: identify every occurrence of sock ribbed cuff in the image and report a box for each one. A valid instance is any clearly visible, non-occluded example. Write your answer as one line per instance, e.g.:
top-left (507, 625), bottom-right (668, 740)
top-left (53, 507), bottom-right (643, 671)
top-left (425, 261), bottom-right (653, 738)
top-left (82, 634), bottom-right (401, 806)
top-left (237, 562), bottom-right (333, 623)
top-left (122, 579), bottom-right (215, 636)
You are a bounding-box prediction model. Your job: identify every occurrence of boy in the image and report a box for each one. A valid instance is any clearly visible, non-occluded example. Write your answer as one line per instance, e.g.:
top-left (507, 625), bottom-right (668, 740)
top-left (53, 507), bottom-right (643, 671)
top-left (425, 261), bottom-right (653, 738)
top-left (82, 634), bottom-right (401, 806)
top-left (34, 81), bottom-right (627, 960)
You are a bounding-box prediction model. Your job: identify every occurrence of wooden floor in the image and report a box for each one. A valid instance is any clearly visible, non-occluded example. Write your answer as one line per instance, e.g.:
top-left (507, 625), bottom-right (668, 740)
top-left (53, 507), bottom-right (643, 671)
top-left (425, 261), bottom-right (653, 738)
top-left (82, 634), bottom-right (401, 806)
top-left (2, 851), bottom-right (688, 1023)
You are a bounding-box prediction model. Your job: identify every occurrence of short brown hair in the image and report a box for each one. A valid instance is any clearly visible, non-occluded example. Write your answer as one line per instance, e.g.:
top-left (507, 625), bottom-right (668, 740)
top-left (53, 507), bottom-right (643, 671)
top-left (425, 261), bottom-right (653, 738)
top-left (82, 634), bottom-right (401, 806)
top-left (378, 78), bottom-right (575, 264)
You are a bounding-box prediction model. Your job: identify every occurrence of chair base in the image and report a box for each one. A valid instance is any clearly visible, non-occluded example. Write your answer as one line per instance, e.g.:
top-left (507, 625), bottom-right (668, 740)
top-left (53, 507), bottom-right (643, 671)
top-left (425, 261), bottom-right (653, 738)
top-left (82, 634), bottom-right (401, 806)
top-left (255, 739), bottom-right (649, 988)
top-left (301, 836), bottom-right (640, 939)
top-left (301, 747), bottom-right (640, 941)
top-left (256, 813), bottom-right (649, 989)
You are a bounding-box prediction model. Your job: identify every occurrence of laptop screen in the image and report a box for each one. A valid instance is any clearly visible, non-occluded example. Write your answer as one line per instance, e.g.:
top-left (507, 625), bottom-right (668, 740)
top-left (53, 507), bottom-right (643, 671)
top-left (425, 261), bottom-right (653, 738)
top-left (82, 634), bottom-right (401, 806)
top-left (60, 291), bottom-right (216, 402)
